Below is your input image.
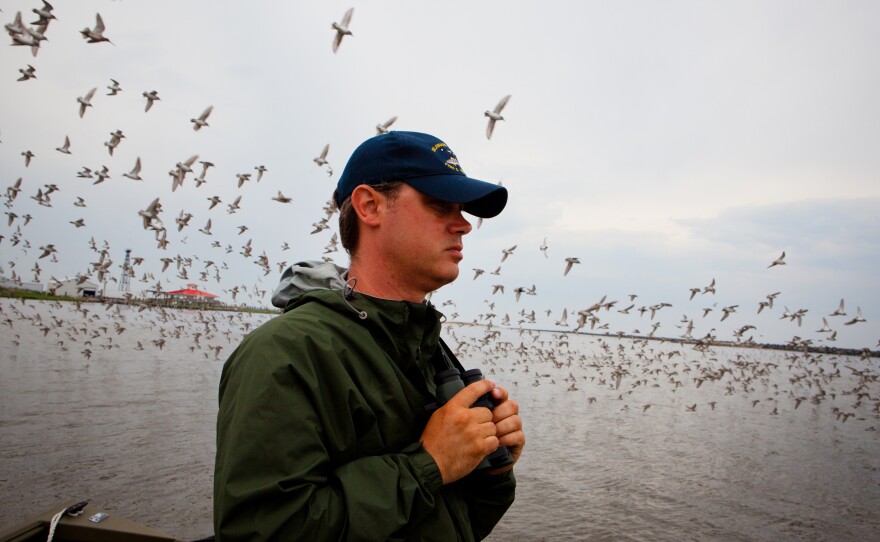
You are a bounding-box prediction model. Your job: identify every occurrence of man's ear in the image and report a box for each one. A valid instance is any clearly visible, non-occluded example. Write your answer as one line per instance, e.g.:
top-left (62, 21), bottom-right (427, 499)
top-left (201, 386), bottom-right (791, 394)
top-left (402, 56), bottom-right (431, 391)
top-left (350, 185), bottom-right (383, 227)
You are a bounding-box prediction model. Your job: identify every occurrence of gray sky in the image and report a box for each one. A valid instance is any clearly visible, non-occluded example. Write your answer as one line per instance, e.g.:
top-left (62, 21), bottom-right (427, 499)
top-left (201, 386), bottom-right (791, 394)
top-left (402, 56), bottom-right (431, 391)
top-left (1, 1), bottom-right (878, 349)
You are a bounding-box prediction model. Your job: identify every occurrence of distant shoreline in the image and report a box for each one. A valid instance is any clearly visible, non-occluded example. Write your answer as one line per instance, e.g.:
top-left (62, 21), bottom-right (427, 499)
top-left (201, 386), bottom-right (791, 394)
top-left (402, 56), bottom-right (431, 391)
top-left (0, 287), bottom-right (280, 315)
top-left (446, 321), bottom-right (880, 359)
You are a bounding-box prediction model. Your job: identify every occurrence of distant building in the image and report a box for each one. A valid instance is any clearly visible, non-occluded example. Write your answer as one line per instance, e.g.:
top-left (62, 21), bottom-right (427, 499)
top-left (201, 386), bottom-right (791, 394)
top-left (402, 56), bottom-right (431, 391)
top-left (0, 276), bottom-right (45, 293)
top-left (162, 283), bottom-right (220, 307)
top-left (48, 278), bottom-right (99, 297)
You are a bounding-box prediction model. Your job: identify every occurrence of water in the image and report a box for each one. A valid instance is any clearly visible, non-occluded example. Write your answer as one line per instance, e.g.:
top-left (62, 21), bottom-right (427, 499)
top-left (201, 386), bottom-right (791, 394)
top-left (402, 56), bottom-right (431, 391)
top-left (1, 299), bottom-right (878, 541)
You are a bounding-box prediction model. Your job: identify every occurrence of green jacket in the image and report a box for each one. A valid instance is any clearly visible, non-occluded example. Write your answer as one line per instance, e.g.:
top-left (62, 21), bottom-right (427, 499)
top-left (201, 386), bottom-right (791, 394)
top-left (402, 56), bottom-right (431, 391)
top-left (214, 261), bottom-right (515, 541)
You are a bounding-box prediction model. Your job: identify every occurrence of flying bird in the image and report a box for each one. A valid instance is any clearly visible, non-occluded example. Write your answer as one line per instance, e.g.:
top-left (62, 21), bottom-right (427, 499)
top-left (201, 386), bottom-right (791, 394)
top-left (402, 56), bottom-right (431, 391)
top-left (314, 144), bottom-right (330, 166)
top-left (485, 94), bottom-right (511, 139)
top-left (376, 116), bottom-right (397, 134)
top-left (331, 8), bottom-right (354, 53)
top-left (123, 157), bottom-right (143, 181)
top-left (77, 87), bottom-right (97, 118)
top-left (81, 13), bottom-right (112, 44)
top-left (199, 218), bottom-right (212, 235)
top-left (191, 105), bottom-right (213, 130)
top-left (107, 78), bottom-right (122, 95)
top-left (563, 257), bottom-right (580, 276)
top-left (143, 90), bottom-right (160, 112)
top-left (17, 64), bottom-right (36, 81)
top-left (767, 251), bottom-right (786, 268)
top-left (272, 191), bottom-right (292, 204)
top-left (55, 135), bottom-right (71, 154)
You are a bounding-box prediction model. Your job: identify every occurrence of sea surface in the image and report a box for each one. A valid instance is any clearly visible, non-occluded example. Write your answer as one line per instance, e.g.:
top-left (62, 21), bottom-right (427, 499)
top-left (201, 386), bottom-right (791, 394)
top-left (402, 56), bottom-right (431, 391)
top-left (1, 299), bottom-right (878, 541)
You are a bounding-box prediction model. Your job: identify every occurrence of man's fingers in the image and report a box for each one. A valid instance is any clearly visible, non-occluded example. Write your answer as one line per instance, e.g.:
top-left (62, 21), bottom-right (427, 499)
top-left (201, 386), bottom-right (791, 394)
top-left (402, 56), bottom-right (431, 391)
top-left (449, 379), bottom-right (496, 408)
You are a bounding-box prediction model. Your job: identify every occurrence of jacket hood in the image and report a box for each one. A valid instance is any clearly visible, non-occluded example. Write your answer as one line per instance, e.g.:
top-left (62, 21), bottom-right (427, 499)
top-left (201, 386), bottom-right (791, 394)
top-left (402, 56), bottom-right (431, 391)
top-left (271, 260), bottom-right (348, 310)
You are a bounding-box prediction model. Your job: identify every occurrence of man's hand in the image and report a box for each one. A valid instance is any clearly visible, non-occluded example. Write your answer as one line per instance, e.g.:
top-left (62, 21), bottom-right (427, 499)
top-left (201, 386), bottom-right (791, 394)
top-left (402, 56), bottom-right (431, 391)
top-left (420, 379), bottom-right (500, 484)
top-left (485, 385), bottom-right (524, 476)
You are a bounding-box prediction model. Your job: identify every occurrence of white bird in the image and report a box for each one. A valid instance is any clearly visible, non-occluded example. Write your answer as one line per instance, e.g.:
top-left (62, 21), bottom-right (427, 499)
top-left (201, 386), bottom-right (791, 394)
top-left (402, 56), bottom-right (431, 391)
top-left (485, 94), bottom-right (511, 140)
top-left (77, 87), bottom-right (97, 118)
top-left (376, 116), bottom-right (397, 134)
top-left (829, 299), bottom-right (846, 317)
top-left (191, 105), bottom-right (213, 130)
top-left (143, 90), bottom-right (160, 112)
top-left (539, 237), bottom-right (549, 258)
top-left (81, 13), bottom-right (112, 44)
top-left (331, 8), bottom-right (354, 53)
top-left (844, 307), bottom-right (865, 326)
top-left (107, 78), bottom-right (122, 95)
top-left (563, 257), bottom-right (580, 276)
top-left (767, 251), bottom-right (786, 268)
top-left (55, 136), bottom-right (71, 154)
top-left (816, 318), bottom-right (832, 333)
top-left (123, 157), bottom-right (143, 181)
top-left (500, 245), bottom-right (517, 262)
top-left (199, 218), bottom-right (212, 235)
top-left (272, 191), bottom-right (292, 204)
top-left (314, 144), bottom-right (330, 166)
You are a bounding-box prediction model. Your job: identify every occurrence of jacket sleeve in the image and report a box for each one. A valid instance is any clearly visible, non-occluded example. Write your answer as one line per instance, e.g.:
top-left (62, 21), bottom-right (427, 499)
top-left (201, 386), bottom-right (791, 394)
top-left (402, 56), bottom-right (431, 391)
top-left (213, 330), bottom-right (445, 541)
top-left (461, 470), bottom-right (516, 540)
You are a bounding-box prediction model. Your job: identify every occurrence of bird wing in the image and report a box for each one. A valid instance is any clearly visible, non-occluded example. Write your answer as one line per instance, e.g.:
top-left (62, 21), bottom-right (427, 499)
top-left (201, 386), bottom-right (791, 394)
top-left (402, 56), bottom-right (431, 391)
top-left (85, 87), bottom-right (97, 101)
top-left (332, 32), bottom-right (343, 52)
top-left (200, 106), bottom-right (213, 121)
top-left (341, 7), bottom-right (354, 27)
top-left (486, 119), bottom-right (496, 139)
top-left (94, 13), bottom-right (105, 33)
top-left (494, 94), bottom-right (511, 114)
top-left (383, 116), bottom-right (398, 128)
top-left (320, 144), bottom-right (329, 160)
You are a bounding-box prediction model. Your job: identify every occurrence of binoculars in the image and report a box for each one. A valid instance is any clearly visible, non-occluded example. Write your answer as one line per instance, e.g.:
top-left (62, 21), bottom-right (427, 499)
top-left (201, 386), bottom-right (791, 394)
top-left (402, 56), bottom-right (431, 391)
top-left (426, 367), bottom-right (514, 473)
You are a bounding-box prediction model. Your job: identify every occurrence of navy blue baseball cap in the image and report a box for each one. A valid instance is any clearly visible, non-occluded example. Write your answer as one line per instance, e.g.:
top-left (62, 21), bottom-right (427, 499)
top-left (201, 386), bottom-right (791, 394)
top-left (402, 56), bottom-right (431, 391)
top-left (335, 131), bottom-right (508, 218)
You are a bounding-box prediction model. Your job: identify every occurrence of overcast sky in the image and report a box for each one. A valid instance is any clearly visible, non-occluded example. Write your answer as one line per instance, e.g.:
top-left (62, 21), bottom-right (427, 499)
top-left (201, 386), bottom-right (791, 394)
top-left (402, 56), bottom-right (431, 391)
top-left (1, 1), bottom-right (878, 349)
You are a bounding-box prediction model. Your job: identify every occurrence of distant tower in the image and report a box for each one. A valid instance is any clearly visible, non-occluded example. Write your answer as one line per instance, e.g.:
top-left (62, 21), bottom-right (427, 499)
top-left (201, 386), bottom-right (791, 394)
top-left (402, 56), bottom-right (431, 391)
top-left (120, 249), bottom-right (131, 292)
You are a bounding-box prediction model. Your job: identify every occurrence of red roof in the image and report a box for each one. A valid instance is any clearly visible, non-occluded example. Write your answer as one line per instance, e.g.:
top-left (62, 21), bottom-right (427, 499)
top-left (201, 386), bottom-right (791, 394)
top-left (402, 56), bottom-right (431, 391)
top-left (165, 286), bottom-right (217, 298)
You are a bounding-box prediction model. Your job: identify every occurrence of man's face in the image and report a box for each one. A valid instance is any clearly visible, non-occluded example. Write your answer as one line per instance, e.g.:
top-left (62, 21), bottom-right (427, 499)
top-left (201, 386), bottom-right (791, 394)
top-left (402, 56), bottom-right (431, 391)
top-left (378, 184), bottom-right (473, 296)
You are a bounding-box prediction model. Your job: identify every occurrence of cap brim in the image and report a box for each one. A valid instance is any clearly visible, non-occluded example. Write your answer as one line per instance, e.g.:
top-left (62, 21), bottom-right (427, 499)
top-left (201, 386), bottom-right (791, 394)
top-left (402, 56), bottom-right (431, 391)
top-left (405, 175), bottom-right (508, 218)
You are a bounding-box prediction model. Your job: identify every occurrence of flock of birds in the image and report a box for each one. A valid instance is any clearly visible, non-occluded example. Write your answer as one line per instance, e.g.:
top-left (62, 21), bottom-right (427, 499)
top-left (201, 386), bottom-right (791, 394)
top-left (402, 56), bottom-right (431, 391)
top-left (1, 7), bottom-right (877, 372)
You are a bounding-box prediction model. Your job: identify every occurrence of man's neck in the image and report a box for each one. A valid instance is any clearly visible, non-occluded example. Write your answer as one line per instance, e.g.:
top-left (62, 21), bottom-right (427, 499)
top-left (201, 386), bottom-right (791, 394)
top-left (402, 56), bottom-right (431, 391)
top-left (348, 259), bottom-right (427, 303)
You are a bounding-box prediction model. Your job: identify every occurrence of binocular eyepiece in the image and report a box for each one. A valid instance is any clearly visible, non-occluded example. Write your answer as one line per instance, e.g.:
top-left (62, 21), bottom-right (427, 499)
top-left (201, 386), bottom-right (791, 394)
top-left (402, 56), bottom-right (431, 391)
top-left (426, 367), bottom-right (514, 473)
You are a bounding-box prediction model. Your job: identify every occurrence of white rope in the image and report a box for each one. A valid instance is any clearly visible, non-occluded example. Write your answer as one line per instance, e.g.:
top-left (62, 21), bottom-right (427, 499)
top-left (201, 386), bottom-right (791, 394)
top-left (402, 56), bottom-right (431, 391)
top-left (45, 509), bottom-right (65, 542)
top-left (46, 504), bottom-right (86, 542)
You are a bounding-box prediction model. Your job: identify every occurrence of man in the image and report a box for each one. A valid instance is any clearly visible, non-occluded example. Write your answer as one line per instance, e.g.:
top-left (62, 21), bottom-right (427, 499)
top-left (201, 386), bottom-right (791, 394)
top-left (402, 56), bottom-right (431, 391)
top-left (214, 131), bottom-right (524, 541)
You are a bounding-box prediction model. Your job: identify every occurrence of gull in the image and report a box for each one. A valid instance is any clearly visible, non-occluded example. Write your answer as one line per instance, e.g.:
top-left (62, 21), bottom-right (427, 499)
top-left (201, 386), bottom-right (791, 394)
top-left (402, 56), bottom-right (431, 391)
top-left (226, 195), bottom-right (242, 214)
top-left (844, 307), bottom-right (865, 326)
top-left (331, 8), bottom-right (354, 53)
top-left (563, 257), bottom-right (580, 276)
top-left (143, 90), bottom-right (160, 112)
top-left (688, 287), bottom-right (701, 300)
top-left (191, 105), bottom-right (213, 130)
top-left (816, 317), bottom-right (832, 333)
top-left (492, 284), bottom-right (504, 295)
top-left (77, 87), bottom-right (98, 118)
top-left (272, 191), bottom-right (292, 203)
top-left (236, 173), bottom-right (251, 188)
top-left (175, 211), bottom-right (193, 231)
top-left (55, 135), bottom-right (71, 154)
top-left (207, 196), bottom-right (221, 210)
top-left (255, 165), bottom-right (267, 182)
top-left (485, 94), bottom-right (511, 140)
top-left (172, 155), bottom-right (199, 191)
top-left (123, 157), bottom-right (142, 180)
top-left (702, 278), bottom-right (716, 295)
top-left (107, 78), bottom-right (121, 95)
top-left (38, 244), bottom-right (56, 259)
top-left (314, 144), bottom-right (330, 166)
top-left (767, 251), bottom-right (786, 268)
top-left (77, 167), bottom-right (93, 178)
top-left (17, 64), bottom-right (36, 81)
top-left (376, 116), bottom-right (397, 134)
top-left (93, 165), bottom-right (110, 185)
top-left (73, 197), bottom-right (86, 207)
top-left (500, 245), bottom-right (517, 262)
top-left (829, 299), bottom-right (846, 317)
top-left (22, 150), bottom-right (34, 166)
top-left (539, 237), bottom-right (548, 258)
top-left (138, 197), bottom-right (162, 230)
top-left (281, 242), bottom-right (290, 251)
top-left (104, 129), bottom-right (124, 155)
top-left (473, 268), bottom-right (484, 280)
top-left (720, 305), bottom-right (738, 322)
top-left (198, 219), bottom-right (212, 235)
top-left (70, 218), bottom-right (85, 228)
top-left (81, 13), bottom-right (112, 44)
